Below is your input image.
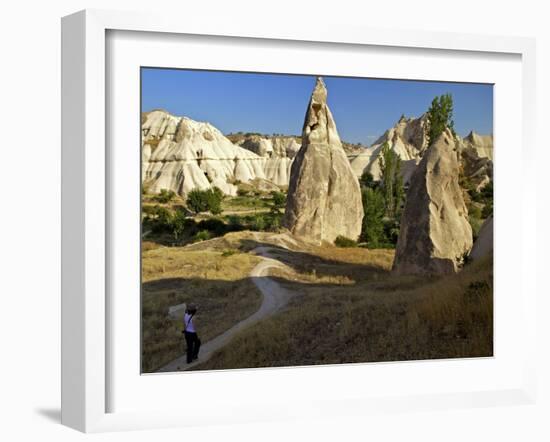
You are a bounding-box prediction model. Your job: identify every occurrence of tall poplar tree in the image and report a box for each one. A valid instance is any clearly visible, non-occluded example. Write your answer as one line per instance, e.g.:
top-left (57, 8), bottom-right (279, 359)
top-left (427, 93), bottom-right (455, 146)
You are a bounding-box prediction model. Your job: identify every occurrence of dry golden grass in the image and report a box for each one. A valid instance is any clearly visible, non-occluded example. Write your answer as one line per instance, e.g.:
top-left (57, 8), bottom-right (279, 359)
top-left (142, 246), bottom-right (260, 282)
top-left (141, 230), bottom-right (493, 373)
top-left (141, 246), bottom-right (262, 372)
top-left (142, 241), bottom-right (162, 252)
top-left (193, 248), bottom-right (493, 371)
top-left (309, 244), bottom-right (395, 268)
top-left (269, 266), bottom-right (355, 286)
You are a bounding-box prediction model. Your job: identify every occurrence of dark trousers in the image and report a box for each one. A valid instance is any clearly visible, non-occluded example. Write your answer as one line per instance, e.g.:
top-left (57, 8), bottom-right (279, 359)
top-left (184, 331), bottom-right (201, 363)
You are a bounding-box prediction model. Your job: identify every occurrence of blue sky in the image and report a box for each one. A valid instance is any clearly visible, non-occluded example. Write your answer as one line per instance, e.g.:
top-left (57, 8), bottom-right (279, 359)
top-left (141, 68), bottom-right (493, 145)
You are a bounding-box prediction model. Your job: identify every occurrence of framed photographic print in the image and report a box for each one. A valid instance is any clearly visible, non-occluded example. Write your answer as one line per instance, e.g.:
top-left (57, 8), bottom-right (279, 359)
top-left (61, 9), bottom-right (537, 433)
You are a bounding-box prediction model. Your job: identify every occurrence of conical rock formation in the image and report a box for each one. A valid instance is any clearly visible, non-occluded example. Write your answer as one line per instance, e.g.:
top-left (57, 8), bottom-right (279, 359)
top-left (393, 129), bottom-right (473, 274)
top-left (283, 78), bottom-right (363, 244)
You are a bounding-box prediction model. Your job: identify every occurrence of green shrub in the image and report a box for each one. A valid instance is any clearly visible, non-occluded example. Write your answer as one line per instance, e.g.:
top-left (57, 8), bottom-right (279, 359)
top-left (382, 219), bottom-right (401, 245)
top-left (194, 230), bottom-right (211, 242)
top-left (221, 249), bottom-right (237, 257)
top-left (186, 188), bottom-right (224, 214)
top-left (252, 215), bottom-right (266, 231)
top-left (334, 236), bottom-right (357, 248)
top-left (145, 206), bottom-right (173, 234)
top-left (207, 187), bottom-right (224, 215)
top-left (197, 218), bottom-right (227, 236)
top-left (469, 216), bottom-right (484, 241)
top-left (468, 188), bottom-right (483, 203)
top-left (187, 189), bottom-right (210, 213)
top-left (268, 213), bottom-right (282, 231)
top-left (480, 180), bottom-right (493, 200)
top-left (270, 191), bottom-right (286, 213)
top-left (360, 171), bottom-right (377, 189)
top-left (171, 209), bottom-right (187, 240)
top-left (227, 215), bottom-right (244, 231)
top-left (468, 204), bottom-right (482, 219)
top-left (153, 189), bottom-right (176, 204)
top-left (481, 202), bottom-right (493, 219)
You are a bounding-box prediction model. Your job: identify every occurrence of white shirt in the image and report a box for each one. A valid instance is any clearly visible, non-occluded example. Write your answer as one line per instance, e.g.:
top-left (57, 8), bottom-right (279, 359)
top-left (184, 313), bottom-right (196, 333)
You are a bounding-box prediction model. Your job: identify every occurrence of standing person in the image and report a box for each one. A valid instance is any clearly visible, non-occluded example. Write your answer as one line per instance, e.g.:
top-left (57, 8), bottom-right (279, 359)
top-left (183, 304), bottom-right (201, 364)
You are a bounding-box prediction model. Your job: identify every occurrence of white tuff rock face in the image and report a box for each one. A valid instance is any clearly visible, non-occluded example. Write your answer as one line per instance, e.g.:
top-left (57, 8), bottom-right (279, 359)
top-left (351, 114), bottom-right (429, 185)
top-left (462, 131), bottom-right (493, 160)
top-left (142, 110), bottom-right (270, 197)
top-left (351, 117), bottom-right (494, 192)
top-left (237, 135), bottom-right (300, 186)
top-left (283, 77), bottom-right (363, 244)
top-left (392, 129), bottom-right (473, 275)
top-left (142, 111), bottom-right (303, 196)
top-left (469, 215), bottom-right (493, 261)
top-left (457, 131), bottom-right (494, 191)
top-left (141, 109), bottom-right (493, 201)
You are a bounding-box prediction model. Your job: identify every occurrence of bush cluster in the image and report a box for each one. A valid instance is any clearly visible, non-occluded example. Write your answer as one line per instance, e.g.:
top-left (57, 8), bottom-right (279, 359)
top-left (153, 188), bottom-right (176, 204)
top-left (359, 155), bottom-right (404, 249)
top-left (186, 187), bottom-right (224, 215)
top-left (334, 236), bottom-right (357, 248)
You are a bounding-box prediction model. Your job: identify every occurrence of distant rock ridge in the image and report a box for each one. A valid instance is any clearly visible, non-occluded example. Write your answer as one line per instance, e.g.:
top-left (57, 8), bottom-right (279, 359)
top-left (350, 115), bottom-right (494, 191)
top-left (350, 114), bottom-right (429, 185)
top-left (463, 131), bottom-right (493, 160)
top-left (142, 110), bottom-right (283, 196)
top-left (235, 135), bottom-right (300, 186)
top-left (141, 109), bottom-right (493, 198)
top-left (392, 129), bottom-right (473, 275)
top-left (283, 77), bottom-right (363, 244)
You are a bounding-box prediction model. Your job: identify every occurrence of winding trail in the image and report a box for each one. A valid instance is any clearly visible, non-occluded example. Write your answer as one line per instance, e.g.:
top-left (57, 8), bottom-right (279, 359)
top-left (157, 245), bottom-right (294, 372)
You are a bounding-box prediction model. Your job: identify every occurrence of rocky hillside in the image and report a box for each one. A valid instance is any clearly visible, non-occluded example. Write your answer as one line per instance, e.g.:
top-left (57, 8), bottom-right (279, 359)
top-left (142, 109), bottom-right (493, 197)
top-left (142, 110), bottom-right (274, 196)
top-left (230, 134), bottom-right (299, 186)
top-left (350, 114), bottom-right (429, 185)
top-left (350, 114), bottom-right (493, 189)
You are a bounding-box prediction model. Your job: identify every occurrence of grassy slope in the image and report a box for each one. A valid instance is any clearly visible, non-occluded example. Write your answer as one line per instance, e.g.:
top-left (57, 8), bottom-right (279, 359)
top-left (193, 243), bottom-right (493, 371)
top-left (141, 245), bottom-right (262, 372)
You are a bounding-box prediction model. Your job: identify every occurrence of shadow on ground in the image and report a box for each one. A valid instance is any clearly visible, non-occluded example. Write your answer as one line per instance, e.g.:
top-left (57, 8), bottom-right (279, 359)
top-left (35, 408), bottom-right (61, 423)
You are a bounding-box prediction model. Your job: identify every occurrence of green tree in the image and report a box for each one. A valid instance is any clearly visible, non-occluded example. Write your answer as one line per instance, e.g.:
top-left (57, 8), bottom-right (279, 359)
top-left (427, 93), bottom-right (455, 146)
top-left (186, 188), bottom-right (224, 215)
top-left (206, 187), bottom-right (224, 215)
top-left (270, 191), bottom-right (286, 214)
top-left (170, 209), bottom-right (187, 240)
top-left (360, 188), bottom-right (386, 246)
top-left (252, 214), bottom-right (266, 231)
top-left (379, 142), bottom-right (404, 219)
top-left (186, 189), bottom-right (209, 214)
top-left (360, 171), bottom-right (377, 189)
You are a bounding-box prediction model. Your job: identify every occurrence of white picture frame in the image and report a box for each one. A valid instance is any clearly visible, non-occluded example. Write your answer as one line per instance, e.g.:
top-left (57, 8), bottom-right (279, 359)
top-left (61, 9), bottom-right (537, 433)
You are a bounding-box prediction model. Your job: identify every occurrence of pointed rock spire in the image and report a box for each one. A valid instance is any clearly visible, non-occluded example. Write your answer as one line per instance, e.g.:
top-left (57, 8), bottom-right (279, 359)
top-left (392, 129), bottom-right (473, 274)
top-left (283, 77), bottom-right (363, 244)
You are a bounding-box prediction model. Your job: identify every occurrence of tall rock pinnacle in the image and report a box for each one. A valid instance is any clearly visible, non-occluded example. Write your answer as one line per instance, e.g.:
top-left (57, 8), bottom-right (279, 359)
top-left (392, 129), bottom-right (473, 274)
top-left (283, 77), bottom-right (363, 244)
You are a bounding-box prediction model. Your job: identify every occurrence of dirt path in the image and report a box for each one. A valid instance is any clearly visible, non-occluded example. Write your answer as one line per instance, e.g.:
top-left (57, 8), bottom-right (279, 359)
top-left (157, 245), bottom-right (293, 372)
